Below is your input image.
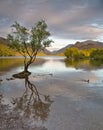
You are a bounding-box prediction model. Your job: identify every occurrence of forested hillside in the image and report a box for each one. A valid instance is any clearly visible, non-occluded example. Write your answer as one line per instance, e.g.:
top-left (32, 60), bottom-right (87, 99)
top-left (0, 37), bottom-right (15, 56)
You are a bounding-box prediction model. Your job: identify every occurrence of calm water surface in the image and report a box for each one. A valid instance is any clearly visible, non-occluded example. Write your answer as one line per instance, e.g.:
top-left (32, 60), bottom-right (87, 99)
top-left (0, 56), bottom-right (103, 130)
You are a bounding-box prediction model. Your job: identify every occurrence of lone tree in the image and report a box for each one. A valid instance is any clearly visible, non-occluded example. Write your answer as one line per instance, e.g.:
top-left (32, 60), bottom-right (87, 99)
top-left (7, 20), bottom-right (52, 78)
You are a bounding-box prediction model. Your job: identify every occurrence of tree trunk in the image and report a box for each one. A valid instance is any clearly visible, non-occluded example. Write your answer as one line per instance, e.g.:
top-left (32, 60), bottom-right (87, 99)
top-left (12, 58), bottom-right (32, 79)
top-left (24, 57), bottom-right (34, 72)
top-left (24, 64), bottom-right (29, 72)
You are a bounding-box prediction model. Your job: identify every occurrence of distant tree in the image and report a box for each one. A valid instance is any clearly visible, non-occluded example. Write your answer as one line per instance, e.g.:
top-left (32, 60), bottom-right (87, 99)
top-left (90, 49), bottom-right (103, 60)
top-left (64, 48), bottom-right (82, 59)
top-left (7, 20), bottom-right (53, 78)
top-left (64, 48), bottom-right (93, 60)
top-left (64, 48), bottom-right (73, 59)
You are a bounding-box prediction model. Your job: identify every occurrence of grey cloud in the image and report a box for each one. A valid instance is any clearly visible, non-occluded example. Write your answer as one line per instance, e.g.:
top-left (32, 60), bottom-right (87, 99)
top-left (0, 0), bottom-right (103, 42)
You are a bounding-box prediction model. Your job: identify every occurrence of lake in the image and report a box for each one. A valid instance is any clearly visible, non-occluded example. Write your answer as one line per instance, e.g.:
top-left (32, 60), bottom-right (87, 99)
top-left (0, 56), bottom-right (103, 130)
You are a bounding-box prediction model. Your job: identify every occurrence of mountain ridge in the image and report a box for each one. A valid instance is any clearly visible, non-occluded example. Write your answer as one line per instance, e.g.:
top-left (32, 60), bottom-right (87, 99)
top-left (0, 37), bottom-right (9, 45)
top-left (0, 36), bottom-right (103, 55)
top-left (49, 40), bottom-right (103, 54)
top-left (70, 40), bottom-right (103, 50)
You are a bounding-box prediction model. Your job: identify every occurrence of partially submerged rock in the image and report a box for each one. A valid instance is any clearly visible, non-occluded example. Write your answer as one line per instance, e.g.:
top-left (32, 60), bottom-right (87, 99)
top-left (13, 71), bottom-right (31, 79)
top-left (0, 79), bottom-right (3, 82)
top-left (6, 77), bottom-right (15, 81)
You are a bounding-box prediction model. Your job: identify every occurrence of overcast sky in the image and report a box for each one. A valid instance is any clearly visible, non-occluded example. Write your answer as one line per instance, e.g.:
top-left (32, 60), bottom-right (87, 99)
top-left (0, 0), bottom-right (103, 50)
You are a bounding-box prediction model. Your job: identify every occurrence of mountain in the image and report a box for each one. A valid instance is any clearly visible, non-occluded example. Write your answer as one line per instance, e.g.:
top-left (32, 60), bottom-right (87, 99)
top-left (1, 36), bottom-right (103, 55)
top-left (0, 36), bottom-right (52, 55)
top-left (43, 48), bottom-right (51, 55)
top-left (0, 37), bottom-right (9, 45)
top-left (70, 40), bottom-right (103, 50)
top-left (0, 37), bottom-right (16, 56)
top-left (51, 40), bottom-right (103, 54)
top-left (51, 44), bottom-right (73, 54)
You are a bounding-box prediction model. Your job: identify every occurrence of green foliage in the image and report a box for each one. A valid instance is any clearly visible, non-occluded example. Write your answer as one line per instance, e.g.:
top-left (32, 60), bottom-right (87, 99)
top-left (7, 20), bottom-right (53, 72)
top-left (64, 47), bottom-right (103, 60)
top-left (0, 43), bottom-right (15, 56)
top-left (90, 49), bottom-right (103, 60)
top-left (64, 48), bottom-right (86, 59)
top-left (7, 20), bottom-right (52, 57)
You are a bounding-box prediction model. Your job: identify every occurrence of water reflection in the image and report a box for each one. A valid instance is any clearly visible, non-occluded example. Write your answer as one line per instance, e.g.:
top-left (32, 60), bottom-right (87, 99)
top-left (12, 76), bottom-right (53, 121)
top-left (64, 59), bottom-right (103, 70)
top-left (90, 59), bottom-right (103, 67)
top-left (0, 57), bottom-right (45, 75)
top-left (1, 57), bottom-right (103, 77)
top-left (0, 58), bottom-right (24, 71)
top-left (1, 57), bottom-right (103, 130)
top-left (0, 76), bottom-right (53, 130)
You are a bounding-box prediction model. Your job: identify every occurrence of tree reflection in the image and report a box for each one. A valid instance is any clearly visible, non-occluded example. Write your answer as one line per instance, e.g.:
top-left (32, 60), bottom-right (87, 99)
top-left (90, 59), bottom-right (103, 67)
top-left (64, 59), bottom-right (79, 69)
top-left (0, 77), bottom-right (53, 130)
top-left (64, 59), bottom-right (103, 70)
top-left (12, 76), bottom-right (53, 122)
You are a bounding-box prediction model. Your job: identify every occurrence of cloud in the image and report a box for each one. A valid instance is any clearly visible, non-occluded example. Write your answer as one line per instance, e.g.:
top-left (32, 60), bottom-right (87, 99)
top-left (0, 0), bottom-right (103, 44)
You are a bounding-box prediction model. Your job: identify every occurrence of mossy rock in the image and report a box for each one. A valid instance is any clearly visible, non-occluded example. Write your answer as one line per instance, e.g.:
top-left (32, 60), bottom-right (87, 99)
top-left (13, 71), bottom-right (31, 79)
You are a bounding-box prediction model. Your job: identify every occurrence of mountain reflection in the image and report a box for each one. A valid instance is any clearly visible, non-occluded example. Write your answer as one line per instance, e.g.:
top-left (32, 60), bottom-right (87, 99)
top-left (0, 76), bottom-right (53, 130)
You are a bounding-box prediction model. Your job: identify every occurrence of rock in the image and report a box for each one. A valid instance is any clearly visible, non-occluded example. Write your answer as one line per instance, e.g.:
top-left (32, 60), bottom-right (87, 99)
top-left (13, 71), bottom-right (31, 79)
top-left (0, 79), bottom-right (3, 82)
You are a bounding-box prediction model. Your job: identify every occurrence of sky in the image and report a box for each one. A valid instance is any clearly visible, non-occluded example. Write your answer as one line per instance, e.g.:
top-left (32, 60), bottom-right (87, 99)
top-left (0, 0), bottom-right (103, 51)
